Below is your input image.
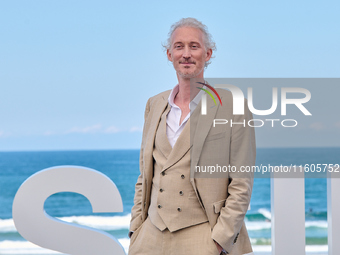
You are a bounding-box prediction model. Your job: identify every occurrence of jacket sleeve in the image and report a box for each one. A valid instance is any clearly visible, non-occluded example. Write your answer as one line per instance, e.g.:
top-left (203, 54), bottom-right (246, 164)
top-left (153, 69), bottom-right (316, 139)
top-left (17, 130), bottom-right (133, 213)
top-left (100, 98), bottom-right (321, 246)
top-left (129, 98), bottom-right (151, 233)
top-left (211, 99), bottom-right (256, 252)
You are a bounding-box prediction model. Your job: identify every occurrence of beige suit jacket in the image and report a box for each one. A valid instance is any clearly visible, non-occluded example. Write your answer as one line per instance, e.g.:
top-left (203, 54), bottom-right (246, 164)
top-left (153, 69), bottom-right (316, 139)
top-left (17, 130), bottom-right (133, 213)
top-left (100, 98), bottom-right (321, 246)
top-left (130, 88), bottom-right (256, 254)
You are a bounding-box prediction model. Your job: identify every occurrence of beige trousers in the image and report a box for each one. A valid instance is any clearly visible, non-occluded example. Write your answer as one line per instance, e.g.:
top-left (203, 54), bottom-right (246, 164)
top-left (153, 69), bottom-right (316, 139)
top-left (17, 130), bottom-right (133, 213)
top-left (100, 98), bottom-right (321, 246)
top-left (128, 217), bottom-right (220, 255)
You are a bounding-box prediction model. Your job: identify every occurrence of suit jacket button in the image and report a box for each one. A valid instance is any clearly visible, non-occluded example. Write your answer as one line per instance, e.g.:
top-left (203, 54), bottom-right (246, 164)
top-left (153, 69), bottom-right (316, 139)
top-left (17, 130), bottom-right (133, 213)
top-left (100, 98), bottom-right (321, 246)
top-left (233, 233), bottom-right (239, 243)
top-left (158, 204), bottom-right (162, 209)
top-left (179, 191), bottom-right (183, 195)
top-left (160, 188), bottom-right (164, 192)
top-left (177, 207), bottom-right (182, 212)
top-left (162, 172), bottom-right (165, 176)
top-left (181, 174), bottom-right (185, 179)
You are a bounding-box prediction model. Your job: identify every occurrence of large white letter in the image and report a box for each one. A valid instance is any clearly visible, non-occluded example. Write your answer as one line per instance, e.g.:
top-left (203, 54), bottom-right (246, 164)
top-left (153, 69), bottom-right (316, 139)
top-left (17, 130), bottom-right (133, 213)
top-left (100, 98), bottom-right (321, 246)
top-left (248, 87), bottom-right (278, 115)
top-left (215, 84), bottom-right (245, 115)
top-left (281, 88), bottom-right (312, 116)
top-left (12, 166), bottom-right (125, 255)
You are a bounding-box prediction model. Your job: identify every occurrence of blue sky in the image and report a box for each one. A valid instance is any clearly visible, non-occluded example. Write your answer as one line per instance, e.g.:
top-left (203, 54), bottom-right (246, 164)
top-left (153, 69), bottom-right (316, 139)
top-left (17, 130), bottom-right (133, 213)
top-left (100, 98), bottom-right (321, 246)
top-left (0, 0), bottom-right (339, 151)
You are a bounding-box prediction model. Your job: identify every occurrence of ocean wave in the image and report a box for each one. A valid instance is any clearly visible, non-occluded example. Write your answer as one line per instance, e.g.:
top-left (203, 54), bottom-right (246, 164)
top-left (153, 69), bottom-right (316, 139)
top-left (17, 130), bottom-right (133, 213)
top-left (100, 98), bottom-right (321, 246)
top-left (0, 214), bottom-right (327, 235)
top-left (0, 240), bottom-right (60, 254)
top-left (305, 221), bottom-right (327, 229)
top-left (250, 238), bottom-right (271, 245)
top-left (257, 208), bottom-right (272, 220)
top-left (59, 214), bottom-right (131, 231)
top-left (245, 221), bottom-right (271, 231)
top-left (0, 219), bottom-right (16, 233)
top-left (0, 214), bottom-right (132, 233)
top-left (246, 208), bottom-right (327, 222)
top-left (251, 237), bottom-right (327, 246)
top-left (245, 220), bottom-right (327, 231)
top-left (252, 245), bottom-right (328, 253)
top-left (0, 238), bottom-right (130, 254)
top-left (245, 208), bottom-right (272, 221)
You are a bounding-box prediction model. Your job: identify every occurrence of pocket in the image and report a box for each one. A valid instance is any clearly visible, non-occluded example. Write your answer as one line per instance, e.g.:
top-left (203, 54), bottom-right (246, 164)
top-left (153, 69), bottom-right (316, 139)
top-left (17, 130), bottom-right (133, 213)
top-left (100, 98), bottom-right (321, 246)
top-left (209, 228), bottom-right (222, 255)
top-left (205, 224), bottom-right (221, 255)
top-left (213, 240), bottom-right (221, 255)
top-left (213, 199), bottom-right (226, 214)
top-left (129, 221), bottom-right (144, 245)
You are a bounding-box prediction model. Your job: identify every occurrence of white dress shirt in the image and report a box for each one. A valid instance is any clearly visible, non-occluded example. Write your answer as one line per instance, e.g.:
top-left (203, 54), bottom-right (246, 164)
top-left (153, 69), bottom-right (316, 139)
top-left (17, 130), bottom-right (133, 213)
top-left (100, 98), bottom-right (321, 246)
top-left (166, 84), bottom-right (204, 147)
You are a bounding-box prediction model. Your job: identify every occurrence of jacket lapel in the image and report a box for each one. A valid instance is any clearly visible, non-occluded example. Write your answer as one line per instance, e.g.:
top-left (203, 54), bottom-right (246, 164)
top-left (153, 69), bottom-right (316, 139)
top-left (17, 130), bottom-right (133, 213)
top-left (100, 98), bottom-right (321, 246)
top-left (162, 119), bottom-right (191, 171)
top-left (190, 95), bottom-right (221, 179)
top-left (143, 95), bottom-right (169, 182)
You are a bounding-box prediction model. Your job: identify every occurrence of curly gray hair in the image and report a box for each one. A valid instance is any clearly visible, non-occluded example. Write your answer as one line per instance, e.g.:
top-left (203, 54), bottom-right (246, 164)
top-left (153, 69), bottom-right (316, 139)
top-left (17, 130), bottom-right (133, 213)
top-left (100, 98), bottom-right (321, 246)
top-left (163, 17), bottom-right (216, 67)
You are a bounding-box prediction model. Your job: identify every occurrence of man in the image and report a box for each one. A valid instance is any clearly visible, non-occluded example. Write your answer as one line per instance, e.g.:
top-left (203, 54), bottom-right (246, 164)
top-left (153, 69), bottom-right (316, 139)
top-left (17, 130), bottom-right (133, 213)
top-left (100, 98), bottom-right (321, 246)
top-left (128, 18), bottom-right (255, 255)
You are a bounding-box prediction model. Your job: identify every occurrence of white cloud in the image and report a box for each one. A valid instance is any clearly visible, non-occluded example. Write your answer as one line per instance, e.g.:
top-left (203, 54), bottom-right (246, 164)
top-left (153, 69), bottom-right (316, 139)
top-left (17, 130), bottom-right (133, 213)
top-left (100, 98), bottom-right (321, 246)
top-left (66, 124), bottom-right (102, 134)
top-left (43, 131), bottom-right (55, 136)
top-left (130, 126), bottom-right (143, 133)
top-left (44, 124), bottom-right (142, 135)
top-left (64, 124), bottom-right (124, 134)
top-left (0, 131), bottom-right (11, 137)
top-left (309, 122), bottom-right (325, 131)
top-left (104, 126), bottom-right (120, 134)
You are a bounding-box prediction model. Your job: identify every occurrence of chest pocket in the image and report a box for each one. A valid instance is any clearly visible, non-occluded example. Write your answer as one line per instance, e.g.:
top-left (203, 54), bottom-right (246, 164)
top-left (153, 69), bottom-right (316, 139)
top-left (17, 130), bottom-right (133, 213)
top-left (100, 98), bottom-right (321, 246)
top-left (213, 199), bottom-right (226, 213)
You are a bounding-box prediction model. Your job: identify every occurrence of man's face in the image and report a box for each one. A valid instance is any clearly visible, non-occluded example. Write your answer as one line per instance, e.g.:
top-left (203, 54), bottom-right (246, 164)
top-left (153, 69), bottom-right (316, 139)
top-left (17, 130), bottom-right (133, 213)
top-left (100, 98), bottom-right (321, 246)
top-left (167, 27), bottom-right (212, 79)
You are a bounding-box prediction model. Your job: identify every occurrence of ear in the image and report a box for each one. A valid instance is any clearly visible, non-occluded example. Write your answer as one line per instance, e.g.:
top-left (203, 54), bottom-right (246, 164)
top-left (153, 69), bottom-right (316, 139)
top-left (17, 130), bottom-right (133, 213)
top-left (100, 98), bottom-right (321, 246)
top-left (167, 49), bottom-right (173, 62)
top-left (205, 48), bottom-right (212, 62)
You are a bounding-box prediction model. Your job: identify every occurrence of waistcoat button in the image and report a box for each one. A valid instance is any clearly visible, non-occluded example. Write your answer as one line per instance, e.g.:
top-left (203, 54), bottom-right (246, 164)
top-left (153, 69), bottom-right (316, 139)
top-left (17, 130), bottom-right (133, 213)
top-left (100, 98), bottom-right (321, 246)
top-left (158, 204), bottom-right (162, 209)
top-left (177, 207), bottom-right (182, 212)
top-left (181, 174), bottom-right (185, 179)
top-left (179, 191), bottom-right (183, 195)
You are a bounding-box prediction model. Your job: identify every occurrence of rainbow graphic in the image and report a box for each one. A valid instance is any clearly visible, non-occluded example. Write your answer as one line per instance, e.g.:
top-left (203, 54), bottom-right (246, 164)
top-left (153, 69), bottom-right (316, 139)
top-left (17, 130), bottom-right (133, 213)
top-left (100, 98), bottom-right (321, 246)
top-left (196, 82), bottom-right (223, 106)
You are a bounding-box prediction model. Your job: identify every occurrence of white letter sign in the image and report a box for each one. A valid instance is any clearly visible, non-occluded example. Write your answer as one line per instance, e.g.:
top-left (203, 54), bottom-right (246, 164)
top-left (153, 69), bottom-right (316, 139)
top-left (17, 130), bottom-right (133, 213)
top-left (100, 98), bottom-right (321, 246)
top-left (12, 166), bottom-right (126, 255)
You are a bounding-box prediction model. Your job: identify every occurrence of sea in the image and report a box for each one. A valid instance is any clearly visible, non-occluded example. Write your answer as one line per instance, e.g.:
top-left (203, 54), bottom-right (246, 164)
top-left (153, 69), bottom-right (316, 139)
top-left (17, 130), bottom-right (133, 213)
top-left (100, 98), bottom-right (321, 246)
top-left (0, 148), bottom-right (338, 254)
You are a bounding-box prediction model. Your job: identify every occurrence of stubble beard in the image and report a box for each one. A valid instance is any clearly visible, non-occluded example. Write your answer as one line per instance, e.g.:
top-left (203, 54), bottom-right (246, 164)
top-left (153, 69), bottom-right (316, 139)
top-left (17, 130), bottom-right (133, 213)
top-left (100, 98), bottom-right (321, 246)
top-left (176, 64), bottom-right (205, 79)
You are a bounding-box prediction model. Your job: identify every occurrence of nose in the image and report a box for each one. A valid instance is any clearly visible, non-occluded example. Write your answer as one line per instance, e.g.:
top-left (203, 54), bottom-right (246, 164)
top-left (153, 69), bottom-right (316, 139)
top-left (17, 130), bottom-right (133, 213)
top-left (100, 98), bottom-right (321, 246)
top-left (182, 46), bottom-right (191, 58)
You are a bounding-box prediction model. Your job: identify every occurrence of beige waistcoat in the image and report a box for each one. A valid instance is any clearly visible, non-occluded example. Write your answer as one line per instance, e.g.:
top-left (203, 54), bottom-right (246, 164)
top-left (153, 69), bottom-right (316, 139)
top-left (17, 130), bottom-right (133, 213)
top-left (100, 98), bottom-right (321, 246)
top-left (148, 104), bottom-right (208, 232)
